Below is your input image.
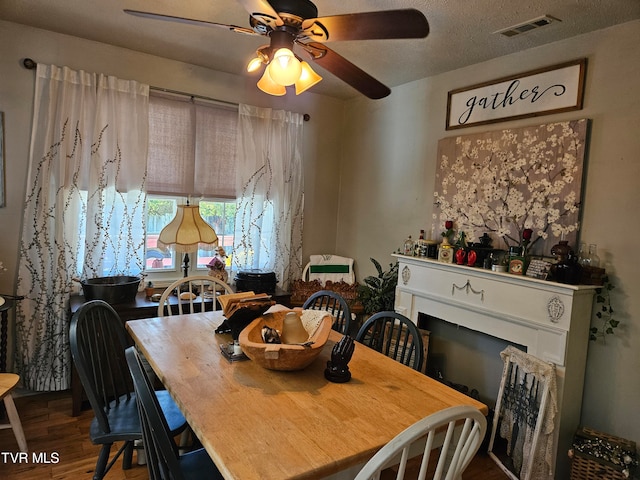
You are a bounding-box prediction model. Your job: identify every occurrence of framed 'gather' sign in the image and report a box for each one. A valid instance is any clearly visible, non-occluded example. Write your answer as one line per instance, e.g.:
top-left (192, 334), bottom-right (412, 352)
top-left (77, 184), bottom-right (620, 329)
top-left (446, 58), bottom-right (586, 130)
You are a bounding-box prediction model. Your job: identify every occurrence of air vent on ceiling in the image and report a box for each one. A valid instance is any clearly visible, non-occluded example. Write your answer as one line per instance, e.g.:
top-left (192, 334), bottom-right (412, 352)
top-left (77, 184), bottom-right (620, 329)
top-left (494, 15), bottom-right (560, 37)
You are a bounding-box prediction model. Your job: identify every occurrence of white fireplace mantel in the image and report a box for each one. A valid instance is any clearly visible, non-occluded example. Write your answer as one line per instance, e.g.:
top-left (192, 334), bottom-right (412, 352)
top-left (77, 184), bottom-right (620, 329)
top-left (392, 254), bottom-right (597, 478)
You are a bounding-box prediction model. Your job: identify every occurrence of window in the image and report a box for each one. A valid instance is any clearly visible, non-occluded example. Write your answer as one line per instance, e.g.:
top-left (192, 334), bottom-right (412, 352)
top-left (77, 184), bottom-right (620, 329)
top-left (144, 92), bottom-right (238, 281)
top-left (145, 196), bottom-right (236, 275)
top-left (197, 199), bottom-right (236, 269)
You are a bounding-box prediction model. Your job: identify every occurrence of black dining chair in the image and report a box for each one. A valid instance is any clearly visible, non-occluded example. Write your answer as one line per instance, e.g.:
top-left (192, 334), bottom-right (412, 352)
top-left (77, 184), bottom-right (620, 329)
top-left (125, 346), bottom-right (224, 480)
top-left (69, 300), bottom-right (187, 480)
top-left (355, 311), bottom-right (425, 372)
top-left (302, 290), bottom-right (353, 335)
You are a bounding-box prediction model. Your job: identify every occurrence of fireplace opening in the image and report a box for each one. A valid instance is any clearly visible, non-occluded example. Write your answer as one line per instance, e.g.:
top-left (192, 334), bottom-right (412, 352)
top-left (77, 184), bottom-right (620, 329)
top-left (418, 313), bottom-right (526, 407)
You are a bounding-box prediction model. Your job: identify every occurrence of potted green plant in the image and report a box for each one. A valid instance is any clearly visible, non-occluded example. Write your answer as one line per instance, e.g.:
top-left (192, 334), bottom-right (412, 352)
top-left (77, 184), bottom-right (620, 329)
top-left (357, 258), bottom-right (399, 315)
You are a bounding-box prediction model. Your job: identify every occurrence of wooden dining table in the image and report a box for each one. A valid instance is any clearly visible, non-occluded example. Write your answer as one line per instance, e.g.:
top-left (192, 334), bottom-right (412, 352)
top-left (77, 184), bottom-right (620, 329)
top-left (126, 310), bottom-right (488, 480)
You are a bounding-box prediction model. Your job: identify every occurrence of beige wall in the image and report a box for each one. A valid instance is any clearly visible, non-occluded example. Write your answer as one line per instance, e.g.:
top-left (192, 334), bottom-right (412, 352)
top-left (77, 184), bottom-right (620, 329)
top-left (338, 20), bottom-right (640, 443)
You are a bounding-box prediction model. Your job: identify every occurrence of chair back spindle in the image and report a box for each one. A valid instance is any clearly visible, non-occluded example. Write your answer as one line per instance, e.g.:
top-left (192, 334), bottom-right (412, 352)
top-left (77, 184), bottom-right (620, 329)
top-left (303, 290), bottom-right (352, 335)
top-left (157, 275), bottom-right (233, 317)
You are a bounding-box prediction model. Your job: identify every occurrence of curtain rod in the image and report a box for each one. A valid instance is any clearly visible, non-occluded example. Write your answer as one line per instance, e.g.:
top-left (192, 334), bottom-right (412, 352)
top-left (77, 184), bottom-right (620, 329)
top-left (22, 58), bottom-right (310, 121)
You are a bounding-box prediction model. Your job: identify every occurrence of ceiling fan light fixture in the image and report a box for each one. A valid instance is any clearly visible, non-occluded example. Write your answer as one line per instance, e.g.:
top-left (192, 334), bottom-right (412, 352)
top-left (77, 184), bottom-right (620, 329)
top-left (247, 46), bottom-right (271, 73)
top-left (125, 3), bottom-right (430, 100)
top-left (268, 48), bottom-right (302, 86)
top-left (247, 56), bottom-right (264, 73)
top-left (257, 67), bottom-right (287, 96)
top-left (295, 61), bottom-right (322, 95)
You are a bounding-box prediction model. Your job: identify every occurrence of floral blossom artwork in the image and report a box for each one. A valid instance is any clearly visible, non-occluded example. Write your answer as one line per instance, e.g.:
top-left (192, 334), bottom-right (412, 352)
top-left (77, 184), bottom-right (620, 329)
top-left (432, 119), bottom-right (588, 256)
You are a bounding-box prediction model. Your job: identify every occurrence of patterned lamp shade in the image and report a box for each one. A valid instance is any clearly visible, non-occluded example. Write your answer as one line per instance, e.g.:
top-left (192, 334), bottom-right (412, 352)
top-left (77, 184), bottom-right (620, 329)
top-left (158, 204), bottom-right (218, 253)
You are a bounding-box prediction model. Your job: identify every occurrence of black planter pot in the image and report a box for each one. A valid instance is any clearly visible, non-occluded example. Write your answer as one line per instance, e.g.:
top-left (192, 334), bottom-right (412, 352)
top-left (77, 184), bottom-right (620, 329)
top-left (81, 275), bottom-right (141, 304)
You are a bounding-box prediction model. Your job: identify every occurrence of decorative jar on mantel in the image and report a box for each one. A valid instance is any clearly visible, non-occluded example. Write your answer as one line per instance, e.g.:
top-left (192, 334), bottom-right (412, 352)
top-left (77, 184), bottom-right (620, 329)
top-left (551, 240), bottom-right (582, 284)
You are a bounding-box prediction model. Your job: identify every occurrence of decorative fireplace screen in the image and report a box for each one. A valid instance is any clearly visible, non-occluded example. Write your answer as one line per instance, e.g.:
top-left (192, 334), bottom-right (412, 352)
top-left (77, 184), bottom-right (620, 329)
top-left (488, 346), bottom-right (558, 480)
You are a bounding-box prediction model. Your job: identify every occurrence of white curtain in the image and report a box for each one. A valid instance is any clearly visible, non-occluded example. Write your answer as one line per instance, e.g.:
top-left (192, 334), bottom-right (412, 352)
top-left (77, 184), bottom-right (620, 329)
top-left (15, 64), bottom-right (149, 391)
top-left (233, 104), bottom-right (304, 291)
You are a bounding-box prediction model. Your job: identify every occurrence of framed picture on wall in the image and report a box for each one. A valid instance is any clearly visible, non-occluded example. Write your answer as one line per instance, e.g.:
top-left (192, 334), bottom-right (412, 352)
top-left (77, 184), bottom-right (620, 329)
top-left (433, 119), bottom-right (588, 256)
top-left (446, 58), bottom-right (587, 130)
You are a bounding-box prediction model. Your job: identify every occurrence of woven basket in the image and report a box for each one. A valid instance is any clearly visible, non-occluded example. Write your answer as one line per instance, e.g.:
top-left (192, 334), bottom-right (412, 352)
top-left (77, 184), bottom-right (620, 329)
top-left (569, 427), bottom-right (637, 480)
top-left (289, 279), bottom-right (324, 305)
top-left (289, 279), bottom-right (362, 311)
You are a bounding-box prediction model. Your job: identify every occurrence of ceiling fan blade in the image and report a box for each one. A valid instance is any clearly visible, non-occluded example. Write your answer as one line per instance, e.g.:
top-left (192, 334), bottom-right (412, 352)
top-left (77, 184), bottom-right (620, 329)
top-left (124, 9), bottom-right (257, 35)
top-left (236, 0), bottom-right (284, 28)
top-left (301, 9), bottom-right (429, 42)
top-left (298, 42), bottom-right (391, 99)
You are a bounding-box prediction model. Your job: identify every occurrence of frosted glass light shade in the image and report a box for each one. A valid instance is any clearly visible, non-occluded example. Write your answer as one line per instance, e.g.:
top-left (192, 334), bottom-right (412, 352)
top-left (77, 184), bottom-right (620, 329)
top-left (257, 68), bottom-right (286, 96)
top-left (158, 204), bottom-right (218, 253)
top-left (268, 48), bottom-right (302, 86)
top-left (247, 56), bottom-right (264, 73)
top-left (295, 61), bottom-right (322, 95)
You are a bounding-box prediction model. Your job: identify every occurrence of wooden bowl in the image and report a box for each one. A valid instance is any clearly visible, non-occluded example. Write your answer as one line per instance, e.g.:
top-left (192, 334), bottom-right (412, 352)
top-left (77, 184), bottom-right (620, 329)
top-left (238, 310), bottom-right (332, 371)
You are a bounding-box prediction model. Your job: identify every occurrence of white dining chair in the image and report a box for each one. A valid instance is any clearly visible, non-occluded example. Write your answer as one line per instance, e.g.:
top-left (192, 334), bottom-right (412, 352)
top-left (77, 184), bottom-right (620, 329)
top-left (157, 275), bottom-right (233, 317)
top-left (302, 254), bottom-right (355, 285)
top-left (354, 405), bottom-right (487, 480)
top-left (0, 373), bottom-right (28, 452)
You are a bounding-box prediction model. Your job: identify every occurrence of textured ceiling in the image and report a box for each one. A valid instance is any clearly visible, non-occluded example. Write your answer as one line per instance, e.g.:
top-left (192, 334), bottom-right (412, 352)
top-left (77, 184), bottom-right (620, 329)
top-left (1, 0), bottom-right (639, 99)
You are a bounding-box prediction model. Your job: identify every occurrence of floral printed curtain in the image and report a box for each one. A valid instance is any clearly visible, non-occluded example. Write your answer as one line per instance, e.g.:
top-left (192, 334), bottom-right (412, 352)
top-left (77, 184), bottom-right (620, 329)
top-left (15, 64), bottom-right (149, 391)
top-left (232, 104), bottom-right (304, 291)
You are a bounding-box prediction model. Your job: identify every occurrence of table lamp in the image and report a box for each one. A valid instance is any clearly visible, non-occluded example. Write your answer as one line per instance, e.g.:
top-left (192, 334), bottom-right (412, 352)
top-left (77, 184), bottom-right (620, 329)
top-left (158, 201), bottom-right (218, 277)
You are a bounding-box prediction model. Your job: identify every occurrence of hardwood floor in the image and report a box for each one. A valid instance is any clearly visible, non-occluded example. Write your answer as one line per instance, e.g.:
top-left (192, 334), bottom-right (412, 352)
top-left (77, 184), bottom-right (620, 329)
top-left (0, 391), bottom-right (508, 479)
top-left (0, 391), bottom-right (147, 480)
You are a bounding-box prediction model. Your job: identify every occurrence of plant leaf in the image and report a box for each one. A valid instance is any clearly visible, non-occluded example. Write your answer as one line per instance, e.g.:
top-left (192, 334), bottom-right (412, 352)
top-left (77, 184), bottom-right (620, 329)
top-left (371, 257), bottom-right (383, 276)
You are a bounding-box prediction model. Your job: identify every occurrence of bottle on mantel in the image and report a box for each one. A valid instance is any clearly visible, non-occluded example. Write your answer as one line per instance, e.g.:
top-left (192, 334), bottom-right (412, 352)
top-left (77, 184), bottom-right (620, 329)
top-left (415, 229), bottom-right (427, 257)
top-left (577, 242), bottom-right (589, 266)
top-left (425, 226), bottom-right (438, 259)
top-left (403, 235), bottom-right (414, 256)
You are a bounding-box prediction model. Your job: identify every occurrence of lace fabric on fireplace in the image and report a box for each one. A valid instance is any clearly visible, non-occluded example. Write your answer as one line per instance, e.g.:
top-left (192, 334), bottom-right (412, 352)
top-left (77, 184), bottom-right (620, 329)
top-left (490, 346), bottom-right (558, 480)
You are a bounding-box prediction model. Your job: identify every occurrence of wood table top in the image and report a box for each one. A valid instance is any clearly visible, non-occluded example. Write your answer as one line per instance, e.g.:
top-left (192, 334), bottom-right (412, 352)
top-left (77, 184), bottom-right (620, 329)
top-left (126, 311), bottom-right (488, 480)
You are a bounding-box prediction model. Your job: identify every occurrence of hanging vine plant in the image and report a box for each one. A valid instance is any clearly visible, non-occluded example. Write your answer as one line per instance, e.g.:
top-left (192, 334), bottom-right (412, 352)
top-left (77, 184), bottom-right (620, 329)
top-left (590, 276), bottom-right (619, 341)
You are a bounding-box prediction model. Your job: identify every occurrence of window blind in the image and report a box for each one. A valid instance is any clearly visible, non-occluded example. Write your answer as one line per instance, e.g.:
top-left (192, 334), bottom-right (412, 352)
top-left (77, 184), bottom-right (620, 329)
top-left (146, 92), bottom-right (237, 198)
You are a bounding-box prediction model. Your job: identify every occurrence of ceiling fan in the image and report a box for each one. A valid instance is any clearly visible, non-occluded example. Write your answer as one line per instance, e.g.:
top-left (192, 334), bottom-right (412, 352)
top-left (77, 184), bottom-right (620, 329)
top-left (124, 0), bottom-right (429, 99)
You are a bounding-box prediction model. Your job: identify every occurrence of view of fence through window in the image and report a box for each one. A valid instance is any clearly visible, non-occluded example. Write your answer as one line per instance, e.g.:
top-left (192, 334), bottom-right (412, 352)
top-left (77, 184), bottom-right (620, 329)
top-left (145, 197), bottom-right (236, 272)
